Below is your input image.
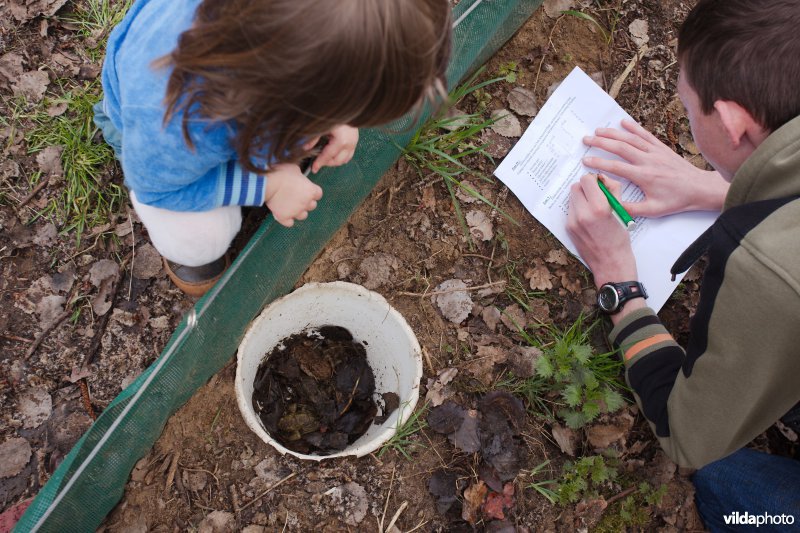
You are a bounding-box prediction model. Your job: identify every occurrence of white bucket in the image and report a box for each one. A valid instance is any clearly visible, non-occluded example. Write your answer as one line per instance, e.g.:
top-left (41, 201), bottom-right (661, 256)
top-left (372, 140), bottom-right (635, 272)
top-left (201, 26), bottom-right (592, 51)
top-left (235, 282), bottom-right (423, 461)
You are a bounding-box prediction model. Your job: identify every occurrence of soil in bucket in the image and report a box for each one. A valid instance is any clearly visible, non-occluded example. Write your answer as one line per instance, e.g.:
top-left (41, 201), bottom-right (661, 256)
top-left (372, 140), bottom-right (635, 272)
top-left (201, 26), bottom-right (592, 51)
top-left (251, 325), bottom-right (399, 455)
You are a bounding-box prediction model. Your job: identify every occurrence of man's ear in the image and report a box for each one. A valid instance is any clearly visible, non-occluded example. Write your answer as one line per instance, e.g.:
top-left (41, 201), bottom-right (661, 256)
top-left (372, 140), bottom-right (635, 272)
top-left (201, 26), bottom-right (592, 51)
top-left (714, 100), bottom-right (769, 149)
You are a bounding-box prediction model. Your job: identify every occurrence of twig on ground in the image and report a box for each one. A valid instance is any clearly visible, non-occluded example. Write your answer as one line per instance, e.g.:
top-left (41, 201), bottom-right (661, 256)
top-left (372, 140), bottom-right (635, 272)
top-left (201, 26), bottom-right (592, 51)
top-left (165, 451), bottom-right (181, 491)
top-left (1, 333), bottom-right (33, 343)
top-left (606, 485), bottom-right (638, 506)
top-left (609, 45), bottom-right (649, 99)
top-left (238, 471), bottom-right (298, 512)
top-left (421, 346), bottom-right (435, 375)
top-left (384, 501), bottom-right (408, 533)
top-left (25, 309), bottom-right (70, 359)
top-left (78, 379), bottom-right (96, 420)
top-left (397, 280), bottom-right (505, 298)
top-left (406, 519), bottom-right (430, 533)
top-left (17, 175), bottom-right (51, 208)
top-left (379, 464), bottom-right (397, 532)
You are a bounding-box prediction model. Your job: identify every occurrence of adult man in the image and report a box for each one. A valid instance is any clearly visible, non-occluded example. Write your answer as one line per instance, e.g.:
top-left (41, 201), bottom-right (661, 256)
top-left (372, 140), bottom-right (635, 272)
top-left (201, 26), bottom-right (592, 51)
top-left (566, 0), bottom-right (800, 528)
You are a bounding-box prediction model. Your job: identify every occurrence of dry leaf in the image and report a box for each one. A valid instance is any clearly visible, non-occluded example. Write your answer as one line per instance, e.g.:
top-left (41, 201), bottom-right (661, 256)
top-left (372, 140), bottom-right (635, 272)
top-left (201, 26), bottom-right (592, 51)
top-left (462, 481), bottom-right (489, 524)
top-left (466, 209), bottom-right (493, 241)
top-left (543, 0), bottom-right (576, 18)
top-left (526, 261), bottom-right (552, 291)
top-left (420, 184), bottom-right (437, 210)
top-left (481, 306), bottom-right (502, 332)
top-left (13, 71), bottom-right (50, 103)
top-left (432, 279), bottom-right (473, 324)
top-left (490, 109), bottom-right (522, 138)
top-left (482, 483), bottom-right (515, 521)
top-left (545, 249), bottom-right (569, 265)
top-left (132, 243), bottom-right (163, 279)
top-left (552, 424), bottom-right (577, 456)
top-left (465, 345), bottom-right (507, 385)
top-left (629, 19), bottom-right (650, 48)
top-left (507, 87), bottom-right (538, 117)
top-left (0, 437), bottom-right (32, 479)
top-left (500, 304), bottom-right (526, 332)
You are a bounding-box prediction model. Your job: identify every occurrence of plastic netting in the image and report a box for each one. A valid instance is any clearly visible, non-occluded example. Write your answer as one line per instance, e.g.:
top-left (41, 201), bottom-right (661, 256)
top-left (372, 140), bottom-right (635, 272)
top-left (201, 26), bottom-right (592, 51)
top-left (15, 1), bottom-right (543, 530)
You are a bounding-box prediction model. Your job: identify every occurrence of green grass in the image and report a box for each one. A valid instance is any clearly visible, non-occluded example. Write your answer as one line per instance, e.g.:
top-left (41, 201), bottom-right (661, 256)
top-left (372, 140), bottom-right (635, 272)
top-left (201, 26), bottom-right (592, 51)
top-left (377, 402), bottom-right (429, 460)
top-left (401, 67), bottom-right (515, 248)
top-left (60, 0), bottom-right (132, 61)
top-left (525, 460), bottom-right (559, 504)
top-left (25, 79), bottom-right (124, 241)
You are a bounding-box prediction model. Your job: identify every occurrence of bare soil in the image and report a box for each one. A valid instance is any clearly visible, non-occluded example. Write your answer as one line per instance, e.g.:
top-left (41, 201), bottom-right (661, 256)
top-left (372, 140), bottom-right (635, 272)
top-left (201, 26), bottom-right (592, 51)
top-left (2, 0), bottom-right (795, 531)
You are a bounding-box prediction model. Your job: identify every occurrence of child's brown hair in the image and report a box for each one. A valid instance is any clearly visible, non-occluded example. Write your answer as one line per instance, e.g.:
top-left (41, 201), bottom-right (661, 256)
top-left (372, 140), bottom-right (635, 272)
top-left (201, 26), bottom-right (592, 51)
top-left (159, 0), bottom-right (451, 173)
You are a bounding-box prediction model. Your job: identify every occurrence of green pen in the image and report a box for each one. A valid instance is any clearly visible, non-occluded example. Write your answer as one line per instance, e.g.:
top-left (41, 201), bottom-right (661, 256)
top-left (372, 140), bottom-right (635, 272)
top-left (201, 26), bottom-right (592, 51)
top-left (597, 176), bottom-right (636, 230)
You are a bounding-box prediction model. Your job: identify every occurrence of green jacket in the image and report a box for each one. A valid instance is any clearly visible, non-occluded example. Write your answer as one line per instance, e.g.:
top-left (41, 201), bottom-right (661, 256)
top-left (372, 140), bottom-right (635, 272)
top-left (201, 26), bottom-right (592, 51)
top-left (610, 114), bottom-right (800, 468)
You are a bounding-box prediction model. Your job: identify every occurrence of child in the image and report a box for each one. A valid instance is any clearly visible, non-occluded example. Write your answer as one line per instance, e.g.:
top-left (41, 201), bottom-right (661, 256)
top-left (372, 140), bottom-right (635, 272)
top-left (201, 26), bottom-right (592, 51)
top-left (95, 0), bottom-right (452, 295)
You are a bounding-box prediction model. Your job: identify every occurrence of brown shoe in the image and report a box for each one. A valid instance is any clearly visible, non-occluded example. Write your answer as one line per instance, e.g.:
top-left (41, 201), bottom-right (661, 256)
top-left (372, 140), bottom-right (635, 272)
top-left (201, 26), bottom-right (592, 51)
top-left (163, 256), bottom-right (229, 297)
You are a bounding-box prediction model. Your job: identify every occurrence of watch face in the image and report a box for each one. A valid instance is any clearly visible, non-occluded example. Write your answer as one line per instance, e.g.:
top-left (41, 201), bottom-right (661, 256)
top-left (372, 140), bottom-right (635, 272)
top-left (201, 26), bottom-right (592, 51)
top-left (598, 285), bottom-right (619, 312)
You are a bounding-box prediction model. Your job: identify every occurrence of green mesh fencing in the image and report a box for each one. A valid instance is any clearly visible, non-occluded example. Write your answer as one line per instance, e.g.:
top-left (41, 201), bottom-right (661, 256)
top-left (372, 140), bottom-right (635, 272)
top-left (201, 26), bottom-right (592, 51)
top-left (15, 1), bottom-right (543, 530)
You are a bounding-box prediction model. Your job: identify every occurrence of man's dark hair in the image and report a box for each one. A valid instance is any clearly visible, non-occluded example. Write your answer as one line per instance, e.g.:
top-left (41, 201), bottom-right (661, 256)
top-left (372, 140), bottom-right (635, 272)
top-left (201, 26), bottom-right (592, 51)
top-left (679, 0), bottom-right (800, 132)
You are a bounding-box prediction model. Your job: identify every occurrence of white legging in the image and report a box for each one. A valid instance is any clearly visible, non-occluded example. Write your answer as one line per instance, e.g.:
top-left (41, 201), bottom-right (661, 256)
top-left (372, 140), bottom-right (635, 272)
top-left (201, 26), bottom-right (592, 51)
top-left (130, 191), bottom-right (241, 266)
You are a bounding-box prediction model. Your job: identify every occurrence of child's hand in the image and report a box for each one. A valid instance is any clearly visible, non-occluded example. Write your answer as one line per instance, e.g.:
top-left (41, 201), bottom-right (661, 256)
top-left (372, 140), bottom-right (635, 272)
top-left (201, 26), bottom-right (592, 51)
top-left (311, 125), bottom-right (358, 173)
top-left (264, 163), bottom-right (323, 227)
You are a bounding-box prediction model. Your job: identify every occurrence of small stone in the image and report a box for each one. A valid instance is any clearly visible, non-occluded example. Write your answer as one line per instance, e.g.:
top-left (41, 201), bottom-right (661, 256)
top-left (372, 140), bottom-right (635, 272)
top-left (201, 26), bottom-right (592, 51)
top-left (0, 437), bottom-right (32, 478)
top-left (18, 388), bottom-right (52, 429)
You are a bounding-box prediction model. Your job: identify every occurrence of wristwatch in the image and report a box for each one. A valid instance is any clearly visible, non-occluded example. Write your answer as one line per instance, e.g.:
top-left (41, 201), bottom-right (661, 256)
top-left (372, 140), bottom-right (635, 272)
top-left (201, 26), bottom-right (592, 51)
top-left (597, 281), bottom-right (647, 314)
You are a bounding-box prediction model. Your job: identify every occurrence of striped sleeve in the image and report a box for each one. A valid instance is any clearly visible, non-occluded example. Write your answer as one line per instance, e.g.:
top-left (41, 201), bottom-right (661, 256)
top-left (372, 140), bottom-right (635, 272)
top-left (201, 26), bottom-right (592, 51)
top-left (214, 160), bottom-right (267, 207)
top-left (609, 307), bottom-right (685, 438)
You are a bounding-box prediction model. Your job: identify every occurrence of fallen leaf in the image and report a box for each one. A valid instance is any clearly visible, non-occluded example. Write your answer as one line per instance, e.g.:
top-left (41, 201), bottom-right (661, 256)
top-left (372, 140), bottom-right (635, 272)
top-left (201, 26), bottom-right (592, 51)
top-left (67, 365), bottom-right (92, 383)
top-left (552, 424), bottom-right (577, 456)
top-left (357, 253), bottom-right (399, 290)
top-left (35, 145), bottom-right (63, 176)
top-left (431, 279), bottom-right (473, 324)
top-left (482, 483), bottom-right (515, 521)
top-left (543, 0), bottom-right (575, 18)
top-left (575, 497), bottom-right (608, 528)
top-left (198, 511), bottom-right (235, 533)
top-left (586, 411), bottom-right (634, 449)
top-left (466, 209), bottom-right (493, 241)
top-left (560, 272), bottom-right (582, 295)
top-left (500, 304), bottom-right (526, 332)
top-left (424, 367), bottom-right (458, 407)
top-left (428, 469), bottom-right (458, 514)
top-left (462, 481), bottom-right (489, 524)
top-left (13, 71), bottom-right (50, 103)
top-left (455, 180), bottom-right (480, 204)
top-left (326, 482), bottom-right (368, 526)
top-left (441, 107), bottom-right (471, 131)
top-left (427, 402), bottom-right (466, 434)
top-left (481, 306), bottom-right (502, 332)
top-left (36, 294), bottom-right (65, 326)
top-left (420, 184), bottom-right (437, 210)
top-left (0, 437), bottom-right (31, 478)
top-left (89, 259), bottom-right (120, 288)
top-left (526, 261), bottom-right (552, 291)
top-left (507, 345), bottom-right (541, 379)
top-left (0, 52), bottom-right (24, 90)
top-left (450, 409), bottom-right (481, 453)
top-left (507, 87), bottom-right (538, 117)
top-left (490, 109), bottom-right (522, 138)
top-left (132, 243), bottom-right (163, 279)
top-left (545, 249), bottom-right (569, 265)
top-left (465, 345), bottom-right (507, 385)
top-left (32, 223), bottom-right (58, 246)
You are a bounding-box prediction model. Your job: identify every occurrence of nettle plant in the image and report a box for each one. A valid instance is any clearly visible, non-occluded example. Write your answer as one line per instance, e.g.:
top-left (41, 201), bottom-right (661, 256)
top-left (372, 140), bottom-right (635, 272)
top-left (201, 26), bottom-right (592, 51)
top-left (535, 318), bottom-right (625, 428)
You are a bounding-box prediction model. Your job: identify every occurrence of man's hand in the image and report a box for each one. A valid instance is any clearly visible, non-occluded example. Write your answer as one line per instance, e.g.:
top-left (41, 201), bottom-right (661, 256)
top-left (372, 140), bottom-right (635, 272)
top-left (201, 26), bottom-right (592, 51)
top-left (583, 120), bottom-right (729, 217)
top-left (567, 174), bottom-right (640, 285)
top-left (264, 163), bottom-right (323, 227)
top-left (311, 125), bottom-right (358, 174)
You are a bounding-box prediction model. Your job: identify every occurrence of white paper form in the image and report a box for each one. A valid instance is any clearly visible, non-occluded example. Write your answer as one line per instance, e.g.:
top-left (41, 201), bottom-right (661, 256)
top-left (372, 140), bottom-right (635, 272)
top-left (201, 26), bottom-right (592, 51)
top-left (494, 67), bottom-right (719, 311)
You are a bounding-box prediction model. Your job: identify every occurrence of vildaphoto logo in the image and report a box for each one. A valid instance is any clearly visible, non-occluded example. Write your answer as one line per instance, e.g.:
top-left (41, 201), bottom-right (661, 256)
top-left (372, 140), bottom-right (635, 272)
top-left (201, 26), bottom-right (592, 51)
top-left (723, 511), bottom-right (795, 527)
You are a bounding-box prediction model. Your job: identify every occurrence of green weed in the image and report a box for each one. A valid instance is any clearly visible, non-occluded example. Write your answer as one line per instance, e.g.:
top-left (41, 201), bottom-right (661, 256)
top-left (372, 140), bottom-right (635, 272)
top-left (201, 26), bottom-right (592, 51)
top-left (377, 402), bottom-right (429, 460)
top-left (497, 61), bottom-right (519, 84)
top-left (534, 316), bottom-right (626, 428)
top-left (25, 80), bottom-right (124, 241)
top-left (525, 460), bottom-right (559, 504)
top-left (556, 454), bottom-right (618, 504)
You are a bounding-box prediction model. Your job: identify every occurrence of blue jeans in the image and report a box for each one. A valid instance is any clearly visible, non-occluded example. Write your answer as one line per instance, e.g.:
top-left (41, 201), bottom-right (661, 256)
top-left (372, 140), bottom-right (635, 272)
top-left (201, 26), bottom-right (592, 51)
top-left (694, 448), bottom-right (800, 532)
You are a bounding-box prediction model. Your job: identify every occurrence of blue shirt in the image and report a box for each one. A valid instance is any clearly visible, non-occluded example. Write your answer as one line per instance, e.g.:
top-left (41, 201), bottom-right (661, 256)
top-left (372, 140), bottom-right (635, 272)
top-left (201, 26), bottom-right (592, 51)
top-left (100, 0), bottom-right (266, 211)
